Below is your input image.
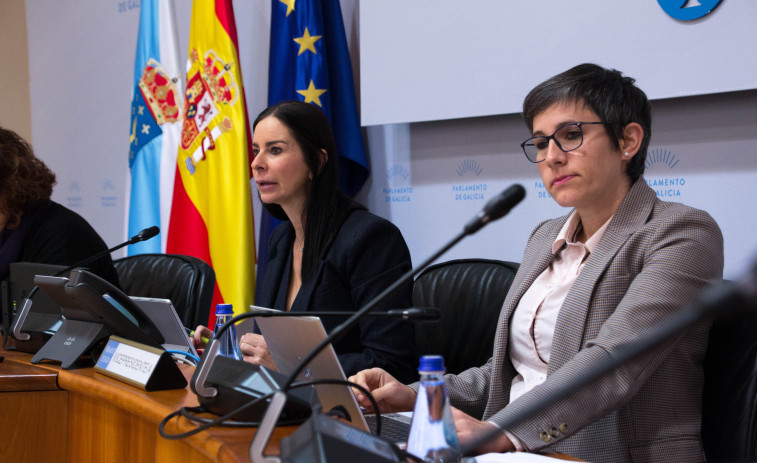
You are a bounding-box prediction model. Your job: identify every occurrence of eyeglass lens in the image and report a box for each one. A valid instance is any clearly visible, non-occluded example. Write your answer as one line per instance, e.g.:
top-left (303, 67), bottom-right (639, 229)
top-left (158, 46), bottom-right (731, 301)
top-left (523, 124), bottom-right (584, 162)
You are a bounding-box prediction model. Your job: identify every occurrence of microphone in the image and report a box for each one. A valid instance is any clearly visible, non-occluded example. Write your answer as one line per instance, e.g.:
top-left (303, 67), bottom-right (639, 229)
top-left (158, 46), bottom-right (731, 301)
top-left (9, 226), bottom-right (160, 342)
top-left (253, 307), bottom-right (441, 323)
top-left (464, 184), bottom-right (526, 235)
top-left (386, 307), bottom-right (442, 323)
top-left (460, 266), bottom-right (757, 455)
top-left (243, 184), bottom-right (526, 463)
top-left (127, 225), bottom-right (160, 245)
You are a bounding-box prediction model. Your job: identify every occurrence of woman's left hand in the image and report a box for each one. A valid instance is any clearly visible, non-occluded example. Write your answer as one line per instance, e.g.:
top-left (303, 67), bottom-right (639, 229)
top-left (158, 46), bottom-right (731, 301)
top-left (239, 332), bottom-right (278, 371)
top-left (452, 407), bottom-right (514, 455)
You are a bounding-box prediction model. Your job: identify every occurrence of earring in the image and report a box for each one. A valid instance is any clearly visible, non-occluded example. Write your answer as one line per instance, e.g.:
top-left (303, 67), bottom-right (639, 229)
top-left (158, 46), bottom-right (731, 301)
top-left (624, 152), bottom-right (630, 157)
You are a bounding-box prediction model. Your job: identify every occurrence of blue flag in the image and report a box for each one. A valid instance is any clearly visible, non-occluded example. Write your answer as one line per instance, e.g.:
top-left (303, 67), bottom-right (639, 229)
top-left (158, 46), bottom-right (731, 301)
top-left (257, 0), bottom-right (369, 293)
top-left (127, 0), bottom-right (182, 254)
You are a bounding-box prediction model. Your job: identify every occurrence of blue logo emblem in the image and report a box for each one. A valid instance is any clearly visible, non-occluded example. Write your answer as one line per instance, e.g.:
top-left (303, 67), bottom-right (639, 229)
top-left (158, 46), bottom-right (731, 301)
top-left (658, 0), bottom-right (723, 21)
top-left (456, 159), bottom-right (483, 177)
top-left (387, 164), bottom-right (410, 182)
top-left (645, 149), bottom-right (680, 169)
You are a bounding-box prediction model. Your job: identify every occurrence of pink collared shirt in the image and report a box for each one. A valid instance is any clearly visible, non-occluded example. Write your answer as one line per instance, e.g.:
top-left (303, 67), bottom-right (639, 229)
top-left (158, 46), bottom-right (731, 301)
top-left (504, 211), bottom-right (612, 450)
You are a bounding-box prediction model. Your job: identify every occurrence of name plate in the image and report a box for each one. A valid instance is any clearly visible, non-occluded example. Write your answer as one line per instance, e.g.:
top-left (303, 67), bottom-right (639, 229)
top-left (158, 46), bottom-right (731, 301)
top-left (95, 335), bottom-right (187, 391)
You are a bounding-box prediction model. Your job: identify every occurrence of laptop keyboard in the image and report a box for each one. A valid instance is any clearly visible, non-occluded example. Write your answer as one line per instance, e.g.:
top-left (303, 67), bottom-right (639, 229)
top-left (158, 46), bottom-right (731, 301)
top-left (365, 413), bottom-right (412, 443)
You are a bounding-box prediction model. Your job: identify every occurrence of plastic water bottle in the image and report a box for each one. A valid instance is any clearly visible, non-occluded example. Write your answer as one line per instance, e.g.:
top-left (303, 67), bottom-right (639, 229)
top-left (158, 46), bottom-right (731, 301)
top-left (406, 355), bottom-right (462, 462)
top-left (213, 303), bottom-right (242, 361)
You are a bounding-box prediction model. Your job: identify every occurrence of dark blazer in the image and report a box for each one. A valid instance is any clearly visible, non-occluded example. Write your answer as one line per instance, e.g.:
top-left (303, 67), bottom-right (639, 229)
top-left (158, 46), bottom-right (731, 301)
top-left (444, 179), bottom-right (724, 463)
top-left (14, 200), bottom-right (120, 287)
top-left (257, 208), bottom-right (418, 383)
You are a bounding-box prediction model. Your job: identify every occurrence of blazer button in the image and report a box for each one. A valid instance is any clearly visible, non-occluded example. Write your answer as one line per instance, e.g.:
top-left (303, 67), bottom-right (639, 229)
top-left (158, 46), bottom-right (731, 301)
top-left (540, 431), bottom-right (551, 442)
top-left (559, 423), bottom-right (569, 433)
top-left (549, 427), bottom-right (560, 438)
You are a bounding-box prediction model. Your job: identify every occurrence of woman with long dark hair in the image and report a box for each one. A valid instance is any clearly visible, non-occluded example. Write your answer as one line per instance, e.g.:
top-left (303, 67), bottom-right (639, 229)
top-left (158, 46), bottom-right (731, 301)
top-left (195, 101), bottom-right (417, 382)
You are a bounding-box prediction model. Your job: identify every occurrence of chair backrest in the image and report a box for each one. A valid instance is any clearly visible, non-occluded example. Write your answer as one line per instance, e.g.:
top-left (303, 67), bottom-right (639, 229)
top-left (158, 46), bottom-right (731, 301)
top-left (113, 253), bottom-right (216, 329)
top-left (412, 258), bottom-right (519, 375)
top-left (701, 296), bottom-right (757, 462)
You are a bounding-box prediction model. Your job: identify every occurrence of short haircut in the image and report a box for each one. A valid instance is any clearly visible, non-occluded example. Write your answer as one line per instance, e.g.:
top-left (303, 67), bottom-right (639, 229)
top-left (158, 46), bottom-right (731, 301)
top-left (522, 63), bottom-right (652, 182)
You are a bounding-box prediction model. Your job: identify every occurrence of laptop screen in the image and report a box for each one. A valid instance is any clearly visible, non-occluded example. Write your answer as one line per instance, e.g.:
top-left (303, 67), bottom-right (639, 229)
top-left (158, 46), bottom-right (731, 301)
top-left (250, 306), bottom-right (371, 432)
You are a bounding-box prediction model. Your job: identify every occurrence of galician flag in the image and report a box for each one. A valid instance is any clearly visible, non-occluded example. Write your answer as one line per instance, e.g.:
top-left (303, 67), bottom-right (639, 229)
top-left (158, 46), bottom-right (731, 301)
top-left (168, 0), bottom-right (256, 324)
top-left (127, 0), bottom-right (182, 254)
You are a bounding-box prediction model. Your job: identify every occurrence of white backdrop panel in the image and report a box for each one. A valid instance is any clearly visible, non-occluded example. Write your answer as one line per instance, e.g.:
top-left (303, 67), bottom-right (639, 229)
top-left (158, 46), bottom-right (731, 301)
top-left (360, 0), bottom-right (757, 125)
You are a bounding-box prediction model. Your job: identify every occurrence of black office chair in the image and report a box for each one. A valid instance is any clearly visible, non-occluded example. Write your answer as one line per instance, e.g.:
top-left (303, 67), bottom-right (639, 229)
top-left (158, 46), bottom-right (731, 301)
top-left (701, 289), bottom-right (757, 463)
top-left (412, 258), bottom-right (519, 375)
top-left (113, 253), bottom-right (216, 329)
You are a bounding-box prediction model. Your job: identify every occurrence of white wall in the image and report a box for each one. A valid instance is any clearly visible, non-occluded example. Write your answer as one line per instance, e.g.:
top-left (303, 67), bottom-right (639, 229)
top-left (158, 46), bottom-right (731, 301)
top-left (359, 0), bottom-right (757, 125)
top-left (21, 0), bottom-right (757, 280)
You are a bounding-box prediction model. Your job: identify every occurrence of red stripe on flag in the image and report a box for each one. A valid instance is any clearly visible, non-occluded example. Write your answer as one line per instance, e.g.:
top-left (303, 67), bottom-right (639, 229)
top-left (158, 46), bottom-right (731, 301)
top-left (167, 166), bottom-right (223, 327)
top-left (215, 0), bottom-right (240, 48)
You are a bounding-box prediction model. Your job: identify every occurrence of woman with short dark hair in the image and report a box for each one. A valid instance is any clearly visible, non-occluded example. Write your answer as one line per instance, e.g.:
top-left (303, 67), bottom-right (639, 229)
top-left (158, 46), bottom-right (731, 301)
top-left (351, 64), bottom-right (723, 462)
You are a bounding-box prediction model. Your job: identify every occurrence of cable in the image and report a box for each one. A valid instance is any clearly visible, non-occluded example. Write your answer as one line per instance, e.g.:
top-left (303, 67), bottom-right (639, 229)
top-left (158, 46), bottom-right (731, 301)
top-left (164, 349), bottom-right (200, 365)
top-left (159, 392), bottom-right (274, 439)
top-left (158, 375), bottom-right (385, 445)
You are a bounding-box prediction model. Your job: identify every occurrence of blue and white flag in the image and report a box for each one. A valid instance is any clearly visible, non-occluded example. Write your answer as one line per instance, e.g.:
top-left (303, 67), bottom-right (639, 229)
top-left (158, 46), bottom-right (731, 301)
top-left (127, 0), bottom-right (182, 254)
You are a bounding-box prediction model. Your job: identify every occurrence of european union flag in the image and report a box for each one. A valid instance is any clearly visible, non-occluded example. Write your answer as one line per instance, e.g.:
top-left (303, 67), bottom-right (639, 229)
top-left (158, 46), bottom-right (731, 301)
top-left (258, 0), bottom-right (369, 292)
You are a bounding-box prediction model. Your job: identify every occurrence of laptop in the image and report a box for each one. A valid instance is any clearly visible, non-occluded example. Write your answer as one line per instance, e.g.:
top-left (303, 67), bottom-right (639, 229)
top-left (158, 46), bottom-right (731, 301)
top-left (130, 296), bottom-right (198, 358)
top-left (249, 306), bottom-right (413, 443)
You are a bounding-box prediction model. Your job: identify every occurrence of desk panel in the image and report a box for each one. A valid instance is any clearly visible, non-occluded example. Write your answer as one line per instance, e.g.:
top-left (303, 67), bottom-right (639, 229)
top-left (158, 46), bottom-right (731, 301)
top-left (2, 350), bottom-right (582, 462)
top-left (0, 389), bottom-right (68, 462)
top-left (1, 351), bottom-right (291, 462)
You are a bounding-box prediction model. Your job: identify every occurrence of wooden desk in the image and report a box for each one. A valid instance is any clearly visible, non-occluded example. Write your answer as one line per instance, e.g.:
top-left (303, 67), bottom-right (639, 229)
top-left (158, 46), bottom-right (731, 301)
top-left (0, 350), bottom-right (292, 463)
top-left (1, 350), bottom-right (582, 462)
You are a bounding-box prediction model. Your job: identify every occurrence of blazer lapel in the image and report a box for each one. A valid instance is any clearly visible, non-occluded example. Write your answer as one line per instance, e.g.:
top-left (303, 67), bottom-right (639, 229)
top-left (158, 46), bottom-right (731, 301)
top-left (493, 218), bottom-right (565, 362)
top-left (485, 218), bottom-right (565, 417)
top-left (548, 180), bottom-right (657, 372)
top-left (290, 260), bottom-right (324, 313)
top-left (258, 225), bottom-right (294, 308)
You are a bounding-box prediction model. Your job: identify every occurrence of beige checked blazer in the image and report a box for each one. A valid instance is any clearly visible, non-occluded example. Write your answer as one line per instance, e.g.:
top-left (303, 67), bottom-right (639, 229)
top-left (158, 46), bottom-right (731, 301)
top-left (444, 179), bottom-right (724, 463)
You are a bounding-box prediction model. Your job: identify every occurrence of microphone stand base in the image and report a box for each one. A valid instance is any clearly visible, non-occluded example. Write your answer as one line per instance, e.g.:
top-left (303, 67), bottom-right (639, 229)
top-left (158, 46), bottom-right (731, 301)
top-left (30, 319), bottom-right (110, 369)
top-left (280, 412), bottom-right (401, 463)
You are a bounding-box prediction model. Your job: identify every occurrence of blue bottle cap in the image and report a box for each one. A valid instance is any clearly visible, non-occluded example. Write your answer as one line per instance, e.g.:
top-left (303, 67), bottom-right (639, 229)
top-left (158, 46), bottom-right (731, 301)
top-left (418, 355), bottom-right (445, 373)
top-left (216, 303), bottom-right (234, 315)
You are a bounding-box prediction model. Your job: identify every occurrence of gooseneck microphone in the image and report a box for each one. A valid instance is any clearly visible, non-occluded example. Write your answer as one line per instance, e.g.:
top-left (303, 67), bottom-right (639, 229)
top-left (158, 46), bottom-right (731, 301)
top-left (460, 264), bottom-right (757, 456)
top-left (255, 307), bottom-right (441, 322)
top-left (464, 184), bottom-right (526, 235)
top-left (126, 225), bottom-right (160, 246)
top-left (240, 184), bottom-right (526, 463)
top-left (9, 226), bottom-right (160, 342)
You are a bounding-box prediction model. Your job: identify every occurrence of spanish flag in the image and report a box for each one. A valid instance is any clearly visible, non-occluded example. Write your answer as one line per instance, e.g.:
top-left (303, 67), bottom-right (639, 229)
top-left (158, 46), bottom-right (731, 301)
top-left (167, 0), bottom-right (255, 326)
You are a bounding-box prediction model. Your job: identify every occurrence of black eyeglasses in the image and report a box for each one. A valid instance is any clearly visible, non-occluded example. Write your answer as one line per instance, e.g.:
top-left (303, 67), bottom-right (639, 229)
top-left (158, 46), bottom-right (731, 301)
top-left (520, 121), bottom-right (624, 163)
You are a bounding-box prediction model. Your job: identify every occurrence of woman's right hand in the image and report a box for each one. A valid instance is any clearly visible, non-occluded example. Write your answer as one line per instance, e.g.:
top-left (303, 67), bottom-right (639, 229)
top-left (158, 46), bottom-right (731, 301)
top-left (348, 368), bottom-right (416, 414)
top-left (191, 325), bottom-right (213, 349)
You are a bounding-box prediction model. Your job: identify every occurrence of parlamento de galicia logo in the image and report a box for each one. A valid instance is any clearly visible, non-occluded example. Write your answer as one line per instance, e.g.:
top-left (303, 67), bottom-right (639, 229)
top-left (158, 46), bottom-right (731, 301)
top-left (384, 164), bottom-right (413, 203)
top-left (658, 0), bottom-right (723, 21)
top-left (453, 159), bottom-right (487, 201)
top-left (645, 148), bottom-right (686, 199)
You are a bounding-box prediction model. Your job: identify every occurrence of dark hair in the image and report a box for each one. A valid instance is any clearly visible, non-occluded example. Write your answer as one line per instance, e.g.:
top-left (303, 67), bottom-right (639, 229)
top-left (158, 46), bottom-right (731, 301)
top-left (252, 101), bottom-right (355, 279)
top-left (0, 127), bottom-right (56, 229)
top-left (522, 63), bottom-right (652, 182)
